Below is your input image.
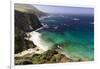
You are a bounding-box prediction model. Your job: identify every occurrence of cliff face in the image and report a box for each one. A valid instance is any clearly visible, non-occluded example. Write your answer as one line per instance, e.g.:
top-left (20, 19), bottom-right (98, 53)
top-left (15, 10), bottom-right (42, 53)
top-left (15, 10), bottom-right (42, 32)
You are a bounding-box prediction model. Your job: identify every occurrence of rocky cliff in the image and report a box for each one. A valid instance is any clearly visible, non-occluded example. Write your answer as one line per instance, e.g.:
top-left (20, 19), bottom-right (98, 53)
top-left (15, 10), bottom-right (42, 32)
top-left (15, 9), bottom-right (43, 53)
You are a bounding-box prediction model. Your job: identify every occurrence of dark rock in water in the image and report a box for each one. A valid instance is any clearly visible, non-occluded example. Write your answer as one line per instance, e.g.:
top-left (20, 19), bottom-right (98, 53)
top-left (15, 10), bottom-right (42, 32)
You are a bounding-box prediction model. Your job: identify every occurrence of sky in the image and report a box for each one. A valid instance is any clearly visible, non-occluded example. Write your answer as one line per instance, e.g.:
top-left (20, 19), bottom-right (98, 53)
top-left (33, 4), bottom-right (94, 15)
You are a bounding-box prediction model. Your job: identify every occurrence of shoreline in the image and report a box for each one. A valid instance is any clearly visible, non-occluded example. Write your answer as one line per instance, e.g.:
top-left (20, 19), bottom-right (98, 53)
top-left (15, 48), bottom-right (72, 65)
top-left (15, 30), bottom-right (93, 64)
top-left (15, 47), bottom-right (45, 58)
top-left (27, 31), bottom-right (50, 51)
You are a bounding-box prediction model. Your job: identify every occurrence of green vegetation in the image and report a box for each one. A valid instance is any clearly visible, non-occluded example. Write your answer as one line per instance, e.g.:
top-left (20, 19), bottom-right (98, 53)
top-left (15, 49), bottom-right (73, 65)
top-left (31, 50), bottom-right (71, 64)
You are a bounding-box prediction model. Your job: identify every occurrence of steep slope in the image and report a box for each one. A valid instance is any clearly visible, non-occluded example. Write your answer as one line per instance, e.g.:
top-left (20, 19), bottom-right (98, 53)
top-left (15, 10), bottom-right (42, 32)
top-left (15, 3), bottom-right (47, 17)
top-left (15, 4), bottom-right (44, 53)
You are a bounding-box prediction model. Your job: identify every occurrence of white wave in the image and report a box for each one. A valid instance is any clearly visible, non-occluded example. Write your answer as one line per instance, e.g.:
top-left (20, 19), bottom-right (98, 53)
top-left (41, 23), bottom-right (49, 28)
top-left (54, 26), bottom-right (58, 30)
top-left (29, 31), bottom-right (48, 51)
top-left (28, 31), bottom-right (53, 51)
top-left (72, 18), bottom-right (80, 21)
top-left (39, 16), bottom-right (47, 20)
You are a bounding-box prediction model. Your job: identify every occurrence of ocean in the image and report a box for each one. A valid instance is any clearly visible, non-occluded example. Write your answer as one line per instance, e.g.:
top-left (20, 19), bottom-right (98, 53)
top-left (31, 14), bottom-right (94, 61)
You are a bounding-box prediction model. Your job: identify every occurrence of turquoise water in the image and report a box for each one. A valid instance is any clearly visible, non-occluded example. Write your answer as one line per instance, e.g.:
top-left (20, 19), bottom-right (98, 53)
top-left (38, 15), bottom-right (94, 61)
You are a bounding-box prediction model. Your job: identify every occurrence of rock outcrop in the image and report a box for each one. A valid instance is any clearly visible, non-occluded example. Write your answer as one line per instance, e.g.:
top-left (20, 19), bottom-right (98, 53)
top-left (15, 6), bottom-right (43, 53)
top-left (15, 50), bottom-right (72, 65)
top-left (15, 10), bottom-right (42, 32)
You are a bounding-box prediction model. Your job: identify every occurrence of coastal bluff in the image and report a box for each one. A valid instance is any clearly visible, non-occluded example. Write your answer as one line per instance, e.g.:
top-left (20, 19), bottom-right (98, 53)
top-left (14, 4), bottom-right (74, 65)
top-left (15, 6), bottom-right (43, 53)
top-left (15, 10), bottom-right (42, 32)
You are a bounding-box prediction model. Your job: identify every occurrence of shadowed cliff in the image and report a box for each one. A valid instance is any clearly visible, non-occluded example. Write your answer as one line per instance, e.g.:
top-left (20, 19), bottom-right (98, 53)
top-left (15, 9), bottom-right (43, 53)
top-left (15, 10), bottom-right (42, 32)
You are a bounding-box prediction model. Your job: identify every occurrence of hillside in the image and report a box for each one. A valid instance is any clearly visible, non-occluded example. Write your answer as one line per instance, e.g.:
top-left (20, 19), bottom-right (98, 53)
top-left (15, 3), bottom-right (48, 17)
